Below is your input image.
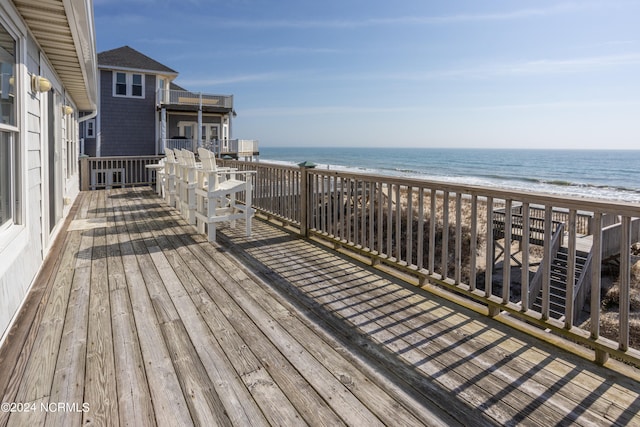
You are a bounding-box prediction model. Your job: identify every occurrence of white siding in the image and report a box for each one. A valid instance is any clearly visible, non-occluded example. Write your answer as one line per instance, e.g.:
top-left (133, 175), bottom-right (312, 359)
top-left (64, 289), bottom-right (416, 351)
top-left (0, 14), bottom-right (81, 339)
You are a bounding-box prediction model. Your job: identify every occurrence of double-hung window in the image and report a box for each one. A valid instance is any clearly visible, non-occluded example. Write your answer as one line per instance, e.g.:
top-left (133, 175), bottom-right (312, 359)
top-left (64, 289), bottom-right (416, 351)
top-left (113, 71), bottom-right (145, 98)
top-left (85, 119), bottom-right (95, 138)
top-left (0, 21), bottom-right (18, 231)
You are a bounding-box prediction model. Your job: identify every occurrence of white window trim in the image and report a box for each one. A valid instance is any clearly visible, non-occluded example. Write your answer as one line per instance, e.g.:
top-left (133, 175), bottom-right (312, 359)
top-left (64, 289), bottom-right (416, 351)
top-left (112, 71), bottom-right (145, 98)
top-left (85, 118), bottom-right (95, 138)
top-left (0, 14), bottom-right (20, 242)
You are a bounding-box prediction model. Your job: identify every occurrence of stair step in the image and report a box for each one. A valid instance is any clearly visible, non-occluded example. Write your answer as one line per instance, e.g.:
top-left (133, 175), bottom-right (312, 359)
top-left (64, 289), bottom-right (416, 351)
top-left (531, 301), bottom-right (565, 319)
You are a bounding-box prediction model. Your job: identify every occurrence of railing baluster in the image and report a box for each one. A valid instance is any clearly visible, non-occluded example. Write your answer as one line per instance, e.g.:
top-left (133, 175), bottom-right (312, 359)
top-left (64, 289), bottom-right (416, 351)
top-left (347, 177), bottom-right (353, 244)
top-left (429, 190), bottom-right (436, 276)
top-left (386, 184), bottom-right (392, 258)
top-left (395, 184), bottom-right (401, 261)
top-left (407, 186), bottom-right (413, 266)
top-left (377, 181), bottom-right (383, 255)
top-left (338, 176), bottom-right (344, 241)
top-left (369, 181), bottom-right (375, 251)
top-left (521, 202), bottom-right (530, 311)
top-left (485, 196), bottom-right (494, 298)
top-left (503, 199), bottom-right (512, 303)
top-left (361, 180), bottom-right (367, 248)
top-left (417, 188), bottom-right (425, 271)
top-left (591, 212), bottom-right (607, 364)
top-left (541, 206), bottom-right (553, 320)
top-left (455, 193), bottom-right (462, 285)
top-left (565, 209), bottom-right (577, 328)
top-left (619, 216), bottom-right (631, 351)
top-left (441, 192), bottom-right (449, 278)
top-left (354, 179), bottom-right (360, 246)
top-left (469, 195), bottom-right (477, 291)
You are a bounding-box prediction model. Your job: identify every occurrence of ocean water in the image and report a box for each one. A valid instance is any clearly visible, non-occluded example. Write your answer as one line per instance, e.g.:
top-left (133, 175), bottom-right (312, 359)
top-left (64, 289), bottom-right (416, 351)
top-left (258, 147), bottom-right (640, 203)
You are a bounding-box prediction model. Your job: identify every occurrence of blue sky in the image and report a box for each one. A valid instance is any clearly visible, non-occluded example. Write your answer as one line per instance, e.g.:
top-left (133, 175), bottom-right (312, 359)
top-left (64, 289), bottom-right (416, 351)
top-left (94, 0), bottom-right (640, 149)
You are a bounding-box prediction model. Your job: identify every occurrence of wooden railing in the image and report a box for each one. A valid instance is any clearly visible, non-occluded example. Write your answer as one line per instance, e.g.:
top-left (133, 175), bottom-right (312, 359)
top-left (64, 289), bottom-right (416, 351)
top-left (164, 138), bottom-right (195, 152)
top-left (161, 139), bottom-right (260, 158)
top-left (218, 159), bottom-right (640, 367)
top-left (80, 156), bottom-right (640, 366)
top-left (156, 89), bottom-right (233, 109)
top-left (79, 156), bottom-right (163, 191)
top-left (208, 139), bottom-right (259, 157)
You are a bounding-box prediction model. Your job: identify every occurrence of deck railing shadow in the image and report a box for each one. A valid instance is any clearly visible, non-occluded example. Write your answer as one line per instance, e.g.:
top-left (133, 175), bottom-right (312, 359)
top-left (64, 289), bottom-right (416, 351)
top-left (217, 158), bottom-right (640, 367)
top-left (217, 219), bottom-right (640, 426)
top-left (217, 222), bottom-right (497, 425)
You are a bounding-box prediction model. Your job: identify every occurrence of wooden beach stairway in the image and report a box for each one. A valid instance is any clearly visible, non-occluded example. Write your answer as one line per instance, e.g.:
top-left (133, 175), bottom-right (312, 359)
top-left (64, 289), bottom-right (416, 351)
top-left (1, 188), bottom-right (639, 426)
top-left (531, 247), bottom-right (591, 319)
top-left (492, 206), bottom-right (594, 322)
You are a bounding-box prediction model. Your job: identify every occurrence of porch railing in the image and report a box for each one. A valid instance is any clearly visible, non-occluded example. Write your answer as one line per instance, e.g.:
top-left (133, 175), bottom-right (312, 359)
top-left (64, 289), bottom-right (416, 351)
top-left (161, 139), bottom-right (260, 157)
top-left (207, 139), bottom-right (259, 157)
top-left (79, 156), bottom-right (163, 191)
top-left (164, 138), bottom-right (196, 152)
top-left (79, 156), bottom-right (640, 367)
top-left (218, 158), bottom-right (640, 367)
top-left (156, 89), bottom-right (233, 109)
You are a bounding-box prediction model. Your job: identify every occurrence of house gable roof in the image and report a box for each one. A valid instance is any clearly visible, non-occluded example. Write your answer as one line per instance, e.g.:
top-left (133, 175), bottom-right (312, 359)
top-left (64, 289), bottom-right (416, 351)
top-left (98, 46), bottom-right (177, 75)
top-left (170, 82), bottom-right (187, 91)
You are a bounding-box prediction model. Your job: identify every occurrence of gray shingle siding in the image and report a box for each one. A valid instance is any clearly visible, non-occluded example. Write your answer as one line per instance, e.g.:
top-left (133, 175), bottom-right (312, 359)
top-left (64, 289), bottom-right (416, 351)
top-left (99, 69), bottom-right (157, 156)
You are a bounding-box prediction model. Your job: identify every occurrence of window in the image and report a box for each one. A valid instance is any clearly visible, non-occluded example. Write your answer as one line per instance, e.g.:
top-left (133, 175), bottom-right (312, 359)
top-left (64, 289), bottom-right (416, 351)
top-left (113, 72), bottom-right (144, 98)
top-left (85, 119), bottom-right (95, 138)
top-left (132, 74), bottom-right (142, 96)
top-left (0, 132), bottom-right (14, 228)
top-left (0, 22), bottom-right (17, 230)
top-left (115, 72), bottom-right (126, 95)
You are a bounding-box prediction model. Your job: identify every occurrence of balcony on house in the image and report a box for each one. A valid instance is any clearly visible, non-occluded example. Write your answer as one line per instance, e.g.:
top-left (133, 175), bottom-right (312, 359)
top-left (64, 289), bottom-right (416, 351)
top-left (3, 157), bottom-right (640, 426)
top-left (163, 138), bottom-right (260, 160)
top-left (156, 88), bottom-right (233, 111)
top-left (156, 88), bottom-right (259, 159)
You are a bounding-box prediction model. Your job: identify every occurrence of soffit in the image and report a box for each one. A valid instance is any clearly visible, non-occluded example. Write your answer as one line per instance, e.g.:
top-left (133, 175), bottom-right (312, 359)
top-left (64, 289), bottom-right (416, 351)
top-left (13, 0), bottom-right (97, 111)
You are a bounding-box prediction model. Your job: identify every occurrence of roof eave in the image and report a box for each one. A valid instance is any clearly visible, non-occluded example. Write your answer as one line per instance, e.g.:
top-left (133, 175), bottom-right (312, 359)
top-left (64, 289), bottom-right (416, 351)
top-left (99, 64), bottom-right (179, 79)
top-left (63, 0), bottom-right (98, 111)
top-left (15, 0), bottom-right (98, 112)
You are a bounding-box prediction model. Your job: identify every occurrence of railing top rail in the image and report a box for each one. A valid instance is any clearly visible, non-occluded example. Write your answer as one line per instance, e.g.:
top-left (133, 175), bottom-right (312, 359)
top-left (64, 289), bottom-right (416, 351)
top-left (88, 155), bottom-right (164, 161)
top-left (222, 159), bottom-right (300, 173)
top-left (304, 167), bottom-right (640, 216)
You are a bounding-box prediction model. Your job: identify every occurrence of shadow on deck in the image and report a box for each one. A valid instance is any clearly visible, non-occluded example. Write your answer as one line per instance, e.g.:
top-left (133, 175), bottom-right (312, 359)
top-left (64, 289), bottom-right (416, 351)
top-left (0, 188), bottom-right (639, 426)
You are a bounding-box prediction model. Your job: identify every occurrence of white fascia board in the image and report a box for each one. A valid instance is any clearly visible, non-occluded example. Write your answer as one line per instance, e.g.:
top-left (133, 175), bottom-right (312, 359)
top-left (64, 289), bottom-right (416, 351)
top-left (63, 0), bottom-right (98, 111)
top-left (100, 65), bottom-right (179, 79)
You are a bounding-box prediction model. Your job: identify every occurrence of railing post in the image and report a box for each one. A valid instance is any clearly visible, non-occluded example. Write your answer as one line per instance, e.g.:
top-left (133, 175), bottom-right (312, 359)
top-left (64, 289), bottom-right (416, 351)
top-left (298, 161), bottom-right (316, 237)
top-left (79, 155), bottom-right (89, 191)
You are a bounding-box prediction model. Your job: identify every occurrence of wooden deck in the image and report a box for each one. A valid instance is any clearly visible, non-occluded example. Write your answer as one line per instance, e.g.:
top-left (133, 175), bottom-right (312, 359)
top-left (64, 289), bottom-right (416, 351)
top-left (1, 187), bottom-right (639, 426)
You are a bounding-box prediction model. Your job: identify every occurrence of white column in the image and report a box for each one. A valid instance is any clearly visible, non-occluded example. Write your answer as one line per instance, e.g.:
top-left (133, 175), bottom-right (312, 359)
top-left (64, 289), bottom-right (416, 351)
top-left (160, 107), bottom-right (166, 154)
top-left (196, 106), bottom-right (202, 152)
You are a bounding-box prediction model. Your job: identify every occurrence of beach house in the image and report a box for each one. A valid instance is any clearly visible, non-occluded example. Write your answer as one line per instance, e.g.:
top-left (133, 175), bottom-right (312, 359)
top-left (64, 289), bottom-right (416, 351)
top-left (0, 0), bottom-right (97, 340)
top-left (1, 2), bottom-right (639, 424)
top-left (83, 45), bottom-right (258, 159)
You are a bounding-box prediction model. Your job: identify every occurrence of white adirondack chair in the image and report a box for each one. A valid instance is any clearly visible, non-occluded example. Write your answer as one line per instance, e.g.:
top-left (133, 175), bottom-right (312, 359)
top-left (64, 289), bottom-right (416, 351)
top-left (156, 158), bottom-right (166, 197)
top-left (163, 148), bottom-right (178, 207)
top-left (178, 149), bottom-right (199, 224)
top-left (195, 147), bottom-right (254, 242)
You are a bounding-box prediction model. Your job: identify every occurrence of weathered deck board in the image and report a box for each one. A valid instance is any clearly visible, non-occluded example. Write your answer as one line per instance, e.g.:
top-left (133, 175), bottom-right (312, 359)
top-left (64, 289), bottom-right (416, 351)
top-left (105, 191), bottom-right (155, 427)
top-left (1, 187), bottom-right (639, 427)
top-left (219, 209), bottom-right (640, 426)
top-left (111, 191), bottom-right (194, 427)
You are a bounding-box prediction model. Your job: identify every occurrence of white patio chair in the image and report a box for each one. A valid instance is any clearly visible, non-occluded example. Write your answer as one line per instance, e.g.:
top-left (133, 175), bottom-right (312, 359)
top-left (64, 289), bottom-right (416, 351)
top-left (163, 148), bottom-right (178, 207)
top-left (172, 148), bottom-right (185, 210)
top-left (156, 158), bottom-right (166, 197)
top-left (195, 147), bottom-right (255, 242)
top-left (178, 149), bottom-right (199, 224)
